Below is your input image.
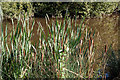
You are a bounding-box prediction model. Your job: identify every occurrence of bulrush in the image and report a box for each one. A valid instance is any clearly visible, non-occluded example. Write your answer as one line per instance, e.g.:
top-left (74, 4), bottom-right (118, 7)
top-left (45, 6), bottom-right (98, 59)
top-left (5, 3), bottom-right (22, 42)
top-left (1, 13), bottom-right (111, 79)
top-left (80, 47), bottom-right (81, 55)
top-left (91, 39), bottom-right (94, 52)
top-left (32, 45), bottom-right (37, 64)
top-left (23, 49), bottom-right (25, 57)
top-left (89, 38), bottom-right (91, 51)
top-left (102, 44), bottom-right (107, 79)
top-left (92, 39), bottom-right (94, 47)
top-left (41, 53), bottom-right (44, 62)
top-left (105, 45), bottom-right (107, 53)
top-left (80, 40), bottom-right (83, 55)
top-left (34, 51), bottom-right (36, 63)
top-left (79, 40), bottom-right (83, 77)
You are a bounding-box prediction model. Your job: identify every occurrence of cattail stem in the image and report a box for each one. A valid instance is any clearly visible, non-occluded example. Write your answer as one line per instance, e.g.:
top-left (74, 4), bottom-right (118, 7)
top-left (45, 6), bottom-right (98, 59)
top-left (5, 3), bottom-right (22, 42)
top-left (102, 45), bottom-right (107, 79)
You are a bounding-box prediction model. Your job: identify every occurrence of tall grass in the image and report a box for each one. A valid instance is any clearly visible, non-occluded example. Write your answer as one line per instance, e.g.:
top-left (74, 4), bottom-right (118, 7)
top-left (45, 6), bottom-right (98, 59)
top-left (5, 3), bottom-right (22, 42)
top-left (1, 14), bottom-right (35, 79)
top-left (0, 14), bottom-right (110, 79)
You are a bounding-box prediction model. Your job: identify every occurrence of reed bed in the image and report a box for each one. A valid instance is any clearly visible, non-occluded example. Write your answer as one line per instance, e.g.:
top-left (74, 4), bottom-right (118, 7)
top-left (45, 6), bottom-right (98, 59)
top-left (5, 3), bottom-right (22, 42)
top-left (0, 14), bottom-right (110, 79)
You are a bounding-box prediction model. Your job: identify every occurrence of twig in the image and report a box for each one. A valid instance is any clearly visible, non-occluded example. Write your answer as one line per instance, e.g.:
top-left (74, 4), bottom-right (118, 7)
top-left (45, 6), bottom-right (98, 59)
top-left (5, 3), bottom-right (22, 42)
top-left (63, 68), bottom-right (83, 78)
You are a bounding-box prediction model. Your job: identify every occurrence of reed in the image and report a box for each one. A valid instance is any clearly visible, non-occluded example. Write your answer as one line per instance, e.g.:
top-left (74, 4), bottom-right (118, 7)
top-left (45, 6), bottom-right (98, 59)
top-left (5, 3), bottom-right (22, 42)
top-left (1, 14), bottom-right (35, 79)
top-left (0, 13), bottom-right (110, 79)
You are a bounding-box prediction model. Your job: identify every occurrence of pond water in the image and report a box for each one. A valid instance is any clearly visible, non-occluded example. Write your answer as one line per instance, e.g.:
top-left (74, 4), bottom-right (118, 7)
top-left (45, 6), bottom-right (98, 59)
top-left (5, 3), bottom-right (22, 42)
top-left (85, 13), bottom-right (119, 55)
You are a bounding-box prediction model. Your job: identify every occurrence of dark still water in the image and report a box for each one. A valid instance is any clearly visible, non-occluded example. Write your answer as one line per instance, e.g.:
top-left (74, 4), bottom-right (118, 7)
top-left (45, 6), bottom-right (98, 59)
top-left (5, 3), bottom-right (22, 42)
top-left (2, 13), bottom-right (119, 54)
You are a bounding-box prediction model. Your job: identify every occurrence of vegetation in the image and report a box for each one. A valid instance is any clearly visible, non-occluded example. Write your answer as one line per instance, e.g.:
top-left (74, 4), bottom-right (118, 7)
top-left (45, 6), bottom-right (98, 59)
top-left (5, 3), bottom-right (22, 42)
top-left (1, 2), bottom-right (118, 18)
top-left (0, 13), bottom-right (113, 79)
top-left (1, 2), bottom-right (33, 19)
top-left (106, 49), bottom-right (120, 79)
top-left (0, 2), bottom-right (119, 79)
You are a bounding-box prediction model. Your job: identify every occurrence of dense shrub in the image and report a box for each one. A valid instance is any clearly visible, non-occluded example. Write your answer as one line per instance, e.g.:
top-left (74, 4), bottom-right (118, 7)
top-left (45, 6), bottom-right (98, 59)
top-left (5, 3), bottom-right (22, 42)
top-left (1, 2), bottom-right (118, 18)
top-left (1, 2), bottom-right (33, 19)
top-left (25, 2), bottom-right (119, 18)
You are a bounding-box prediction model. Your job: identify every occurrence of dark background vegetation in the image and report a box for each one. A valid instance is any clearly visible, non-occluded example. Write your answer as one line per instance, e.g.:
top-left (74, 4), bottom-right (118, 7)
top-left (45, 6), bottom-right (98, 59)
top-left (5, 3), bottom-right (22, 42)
top-left (1, 2), bottom-right (119, 18)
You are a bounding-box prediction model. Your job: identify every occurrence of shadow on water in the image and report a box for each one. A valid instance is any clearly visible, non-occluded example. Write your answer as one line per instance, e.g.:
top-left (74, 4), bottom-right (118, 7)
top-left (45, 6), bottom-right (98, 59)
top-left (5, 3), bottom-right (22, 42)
top-left (108, 11), bottom-right (120, 80)
top-left (102, 12), bottom-right (120, 80)
top-left (106, 49), bottom-right (120, 80)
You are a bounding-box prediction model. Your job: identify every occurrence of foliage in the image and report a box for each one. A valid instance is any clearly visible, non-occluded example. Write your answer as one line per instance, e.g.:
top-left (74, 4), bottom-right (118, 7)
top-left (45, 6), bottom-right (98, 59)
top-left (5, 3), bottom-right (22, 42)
top-left (1, 2), bottom-right (33, 19)
top-left (33, 2), bottom-right (62, 17)
top-left (32, 2), bottom-right (118, 18)
top-left (0, 13), bottom-right (111, 79)
top-left (1, 2), bottom-right (118, 18)
top-left (1, 14), bottom-right (35, 79)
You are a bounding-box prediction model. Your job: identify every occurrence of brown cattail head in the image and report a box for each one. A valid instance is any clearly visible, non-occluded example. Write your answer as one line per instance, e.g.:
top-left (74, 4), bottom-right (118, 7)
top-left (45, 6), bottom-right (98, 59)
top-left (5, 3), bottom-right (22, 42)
top-left (41, 53), bottom-right (44, 61)
top-left (34, 51), bottom-right (36, 62)
top-left (54, 36), bottom-right (55, 43)
top-left (65, 38), bottom-right (68, 44)
top-left (54, 25), bottom-right (55, 43)
top-left (23, 49), bottom-right (25, 57)
top-left (80, 48), bottom-right (81, 55)
top-left (80, 40), bottom-right (83, 46)
top-left (89, 39), bottom-right (91, 51)
top-left (80, 40), bottom-right (82, 55)
top-left (105, 45), bottom-right (107, 53)
top-left (92, 39), bottom-right (94, 46)
top-left (92, 39), bottom-right (94, 51)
